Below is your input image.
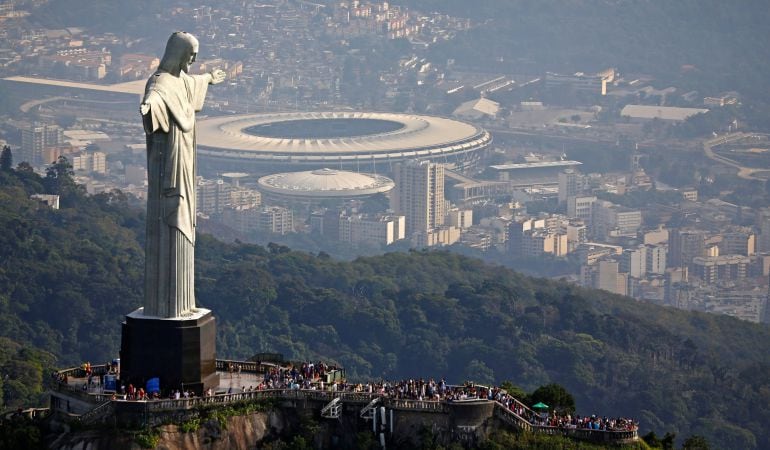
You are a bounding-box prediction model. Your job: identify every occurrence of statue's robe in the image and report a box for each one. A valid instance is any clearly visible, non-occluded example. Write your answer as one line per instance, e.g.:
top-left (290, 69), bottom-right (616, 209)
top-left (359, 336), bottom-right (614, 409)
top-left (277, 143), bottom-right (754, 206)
top-left (141, 71), bottom-right (209, 318)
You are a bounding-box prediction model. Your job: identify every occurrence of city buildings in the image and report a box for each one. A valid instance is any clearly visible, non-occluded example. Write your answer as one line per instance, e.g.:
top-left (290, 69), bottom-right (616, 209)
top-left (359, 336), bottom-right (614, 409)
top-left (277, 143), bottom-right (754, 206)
top-left (71, 151), bottom-right (106, 174)
top-left (645, 245), bottom-right (667, 275)
top-left (591, 200), bottom-right (642, 239)
top-left (1, 0), bottom-right (767, 327)
top-left (544, 69), bottom-right (615, 97)
top-left (446, 208), bottom-right (473, 229)
top-left (258, 206), bottom-right (294, 235)
top-left (620, 246), bottom-right (647, 279)
top-left (340, 213), bottom-right (405, 246)
top-left (756, 208), bottom-right (770, 252)
top-left (20, 123), bottom-right (62, 166)
top-left (558, 169), bottom-right (578, 204)
top-left (567, 195), bottom-right (595, 225)
top-left (393, 160), bottom-right (445, 237)
top-left (691, 255), bottom-right (750, 284)
top-left (668, 229), bottom-right (707, 269)
top-left (719, 230), bottom-right (755, 256)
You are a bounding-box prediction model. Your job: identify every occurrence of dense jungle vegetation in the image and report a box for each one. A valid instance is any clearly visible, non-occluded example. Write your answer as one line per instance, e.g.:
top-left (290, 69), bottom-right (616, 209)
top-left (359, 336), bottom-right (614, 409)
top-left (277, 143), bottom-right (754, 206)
top-left (1, 157), bottom-right (769, 449)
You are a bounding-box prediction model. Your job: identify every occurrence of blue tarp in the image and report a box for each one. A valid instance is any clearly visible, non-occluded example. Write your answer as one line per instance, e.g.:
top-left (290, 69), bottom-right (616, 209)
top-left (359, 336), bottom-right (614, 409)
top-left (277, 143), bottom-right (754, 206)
top-left (146, 377), bottom-right (160, 394)
top-left (104, 374), bottom-right (117, 391)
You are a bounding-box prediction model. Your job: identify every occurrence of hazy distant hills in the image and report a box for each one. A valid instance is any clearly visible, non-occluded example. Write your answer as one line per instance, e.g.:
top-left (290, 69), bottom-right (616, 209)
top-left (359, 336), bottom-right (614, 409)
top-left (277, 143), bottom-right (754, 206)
top-left (2, 166), bottom-right (770, 449)
top-left (29, 0), bottom-right (167, 42)
top-left (396, 0), bottom-right (770, 98)
top-left (28, 0), bottom-right (770, 99)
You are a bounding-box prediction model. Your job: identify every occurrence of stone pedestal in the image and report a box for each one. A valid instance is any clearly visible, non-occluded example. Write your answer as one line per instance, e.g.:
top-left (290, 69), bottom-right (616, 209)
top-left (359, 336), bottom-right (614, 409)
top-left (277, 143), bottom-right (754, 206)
top-left (119, 308), bottom-right (218, 395)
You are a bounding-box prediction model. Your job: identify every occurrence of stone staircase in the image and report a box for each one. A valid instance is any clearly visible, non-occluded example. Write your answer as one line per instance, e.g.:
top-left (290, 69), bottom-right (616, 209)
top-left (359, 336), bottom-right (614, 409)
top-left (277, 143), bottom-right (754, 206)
top-left (77, 400), bottom-right (114, 425)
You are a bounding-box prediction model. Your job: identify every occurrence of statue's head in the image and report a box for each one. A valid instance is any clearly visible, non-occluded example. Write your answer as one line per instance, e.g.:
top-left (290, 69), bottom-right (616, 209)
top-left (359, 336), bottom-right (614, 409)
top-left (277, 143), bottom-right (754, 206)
top-left (159, 31), bottom-right (199, 75)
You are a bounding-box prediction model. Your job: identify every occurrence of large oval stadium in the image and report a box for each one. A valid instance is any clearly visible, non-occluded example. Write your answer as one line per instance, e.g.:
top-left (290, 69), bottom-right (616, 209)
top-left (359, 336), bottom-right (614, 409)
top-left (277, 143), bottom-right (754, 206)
top-left (196, 111), bottom-right (492, 174)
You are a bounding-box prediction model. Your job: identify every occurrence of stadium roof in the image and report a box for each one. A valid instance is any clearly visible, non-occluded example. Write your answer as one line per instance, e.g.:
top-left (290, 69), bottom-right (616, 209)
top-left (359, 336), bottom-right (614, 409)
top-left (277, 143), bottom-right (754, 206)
top-left (620, 104), bottom-right (709, 121)
top-left (258, 168), bottom-right (394, 198)
top-left (4, 76), bottom-right (145, 95)
top-left (489, 161), bottom-right (583, 170)
top-left (197, 112), bottom-right (491, 164)
top-left (453, 97), bottom-right (500, 118)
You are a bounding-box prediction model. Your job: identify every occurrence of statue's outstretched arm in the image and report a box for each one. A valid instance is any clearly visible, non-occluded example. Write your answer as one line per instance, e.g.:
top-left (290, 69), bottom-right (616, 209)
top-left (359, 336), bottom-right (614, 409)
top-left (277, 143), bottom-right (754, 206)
top-left (209, 69), bottom-right (226, 85)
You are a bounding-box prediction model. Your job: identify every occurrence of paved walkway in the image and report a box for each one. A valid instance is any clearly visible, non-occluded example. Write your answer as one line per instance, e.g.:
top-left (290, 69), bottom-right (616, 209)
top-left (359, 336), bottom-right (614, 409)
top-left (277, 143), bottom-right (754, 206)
top-left (217, 370), bottom-right (264, 392)
top-left (64, 369), bottom-right (266, 396)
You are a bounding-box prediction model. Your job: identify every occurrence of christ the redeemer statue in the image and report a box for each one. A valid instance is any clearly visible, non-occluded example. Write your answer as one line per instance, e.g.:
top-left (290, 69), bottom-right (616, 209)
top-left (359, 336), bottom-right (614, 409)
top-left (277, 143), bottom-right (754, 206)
top-left (140, 31), bottom-right (225, 318)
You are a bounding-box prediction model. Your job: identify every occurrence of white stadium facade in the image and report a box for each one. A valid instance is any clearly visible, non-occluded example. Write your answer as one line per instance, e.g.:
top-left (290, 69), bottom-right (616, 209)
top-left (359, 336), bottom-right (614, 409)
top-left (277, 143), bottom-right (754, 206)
top-left (196, 111), bottom-right (492, 175)
top-left (1, 78), bottom-right (492, 176)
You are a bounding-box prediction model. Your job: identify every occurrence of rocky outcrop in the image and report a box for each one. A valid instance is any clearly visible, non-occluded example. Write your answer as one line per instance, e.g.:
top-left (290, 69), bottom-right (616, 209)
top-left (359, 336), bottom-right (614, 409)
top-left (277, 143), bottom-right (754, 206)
top-left (49, 398), bottom-right (595, 449)
top-left (153, 412), bottom-right (283, 450)
top-left (50, 412), bottom-right (285, 450)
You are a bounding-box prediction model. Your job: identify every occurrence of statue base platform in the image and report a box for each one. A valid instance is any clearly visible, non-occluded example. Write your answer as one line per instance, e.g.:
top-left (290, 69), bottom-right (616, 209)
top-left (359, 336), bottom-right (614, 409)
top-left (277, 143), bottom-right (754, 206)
top-left (119, 308), bottom-right (218, 395)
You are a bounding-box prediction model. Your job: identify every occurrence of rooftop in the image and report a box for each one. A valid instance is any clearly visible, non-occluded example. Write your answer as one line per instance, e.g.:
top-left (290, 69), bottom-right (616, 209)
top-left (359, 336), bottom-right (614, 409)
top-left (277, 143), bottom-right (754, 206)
top-left (620, 104), bottom-right (709, 121)
top-left (258, 168), bottom-right (395, 198)
top-left (196, 112), bottom-right (491, 162)
top-left (4, 75), bottom-right (145, 96)
top-left (490, 161), bottom-right (583, 171)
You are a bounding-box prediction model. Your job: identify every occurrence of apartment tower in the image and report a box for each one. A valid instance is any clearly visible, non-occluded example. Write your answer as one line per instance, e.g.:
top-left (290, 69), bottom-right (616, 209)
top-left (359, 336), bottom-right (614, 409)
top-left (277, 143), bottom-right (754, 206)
top-left (394, 160), bottom-right (445, 235)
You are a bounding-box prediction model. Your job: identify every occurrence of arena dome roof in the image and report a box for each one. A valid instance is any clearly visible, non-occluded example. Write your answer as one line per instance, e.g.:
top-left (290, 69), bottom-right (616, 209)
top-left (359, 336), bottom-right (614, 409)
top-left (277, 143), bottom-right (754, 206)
top-left (196, 111), bottom-right (491, 172)
top-left (257, 168), bottom-right (395, 199)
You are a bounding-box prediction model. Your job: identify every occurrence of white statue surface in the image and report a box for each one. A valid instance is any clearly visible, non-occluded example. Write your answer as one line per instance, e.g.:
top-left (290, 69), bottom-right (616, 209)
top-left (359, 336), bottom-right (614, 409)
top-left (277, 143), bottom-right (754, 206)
top-left (140, 31), bottom-right (225, 318)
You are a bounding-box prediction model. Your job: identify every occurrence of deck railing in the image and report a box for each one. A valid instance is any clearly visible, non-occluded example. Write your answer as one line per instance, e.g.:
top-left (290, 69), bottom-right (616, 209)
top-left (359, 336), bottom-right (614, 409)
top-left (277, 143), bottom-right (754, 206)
top-left (52, 379), bottom-right (112, 404)
top-left (492, 401), bottom-right (637, 442)
top-left (2, 407), bottom-right (50, 421)
top-left (53, 362), bottom-right (636, 444)
top-left (493, 401), bottom-right (534, 432)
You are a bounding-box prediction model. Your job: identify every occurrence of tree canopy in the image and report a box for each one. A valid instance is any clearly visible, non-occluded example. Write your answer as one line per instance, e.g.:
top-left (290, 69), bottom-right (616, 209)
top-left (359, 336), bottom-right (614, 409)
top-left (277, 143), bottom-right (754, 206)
top-left (0, 146), bottom-right (12, 171)
top-left (0, 167), bottom-right (767, 449)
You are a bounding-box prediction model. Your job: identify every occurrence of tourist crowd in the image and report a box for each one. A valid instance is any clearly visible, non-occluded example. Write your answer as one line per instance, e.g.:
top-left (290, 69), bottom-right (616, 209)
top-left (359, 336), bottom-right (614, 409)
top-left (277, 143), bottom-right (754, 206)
top-left (55, 360), bottom-right (636, 432)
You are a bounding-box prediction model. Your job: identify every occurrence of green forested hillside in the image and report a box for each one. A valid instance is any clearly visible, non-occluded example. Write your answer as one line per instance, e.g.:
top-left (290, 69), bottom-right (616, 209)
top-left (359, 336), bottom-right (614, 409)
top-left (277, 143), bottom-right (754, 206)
top-left (1, 166), bottom-right (769, 449)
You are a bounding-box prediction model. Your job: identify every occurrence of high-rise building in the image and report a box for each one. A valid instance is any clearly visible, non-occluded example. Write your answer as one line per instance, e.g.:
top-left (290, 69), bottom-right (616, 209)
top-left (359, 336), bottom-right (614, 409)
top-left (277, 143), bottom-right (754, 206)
top-left (664, 267), bottom-right (689, 307)
top-left (258, 206), bottom-right (294, 235)
top-left (719, 231), bottom-right (755, 256)
top-left (446, 208), bottom-right (473, 229)
top-left (567, 195), bottom-right (596, 224)
top-left (558, 169), bottom-right (578, 204)
top-left (620, 246), bottom-right (647, 278)
top-left (20, 123), bottom-right (62, 166)
top-left (597, 259), bottom-right (626, 296)
top-left (509, 217), bottom-right (544, 255)
top-left (668, 229), bottom-right (706, 269)
top-left (645, 244), bottom-right (667, 275)
top-left (765, 275), bottom-right (770, 324)
top-left (758, 208), bottom-right (770, 253)
top-left (566, 220), bottom-right (588, 252)
top-left (197, 178), bottom-right (231, 215)
top-left (691, 255), bottom-right (750, 284)
top-left (591, 200), bottom-right (641, 239)
top-left (393, 160), bottom-right (445, 235)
